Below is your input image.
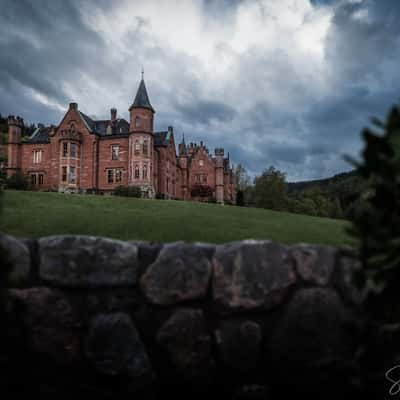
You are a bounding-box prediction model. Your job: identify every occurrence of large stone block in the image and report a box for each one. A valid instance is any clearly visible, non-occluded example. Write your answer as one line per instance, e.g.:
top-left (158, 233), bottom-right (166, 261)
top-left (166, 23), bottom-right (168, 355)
top-left (266, 287), bottom-right (361, 385)
top-left (85, 312), bottom-right (152, 382)
top-left (215, 319), bottom-right (262, 372)
top-left (157, 308), bottom-right (215, 382)
top-left (11, 287), bottom-right (81, 366)
top-left (39, 235), bottom-right (139, 287)
top-left (0, 234), bottom-right (30, 286)
top-left (291, 244), bottom-right (336, 286)
top-left (212, 240), bottom-right (296, 314)
top-left (140, 242), bottom-right (214, 305)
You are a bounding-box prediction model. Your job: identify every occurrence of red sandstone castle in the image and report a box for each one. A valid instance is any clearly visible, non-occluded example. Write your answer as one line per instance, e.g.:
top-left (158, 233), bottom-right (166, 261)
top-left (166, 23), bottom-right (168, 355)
top-left (6, 77), bottom-right (235, 204)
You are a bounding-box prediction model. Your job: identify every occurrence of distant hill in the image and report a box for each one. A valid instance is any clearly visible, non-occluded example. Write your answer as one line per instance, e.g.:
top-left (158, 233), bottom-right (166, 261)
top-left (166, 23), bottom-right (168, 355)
top-left (287, 169), bottom-right (367, 220)
top-left (287, 170), bottom-right (358, 193)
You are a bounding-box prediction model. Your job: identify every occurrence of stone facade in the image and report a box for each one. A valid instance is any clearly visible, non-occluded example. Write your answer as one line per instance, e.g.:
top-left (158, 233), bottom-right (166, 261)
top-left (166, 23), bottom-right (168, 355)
top-left (1, 233), bottom-right (386, 399)
top-left (6, 78), bottom-right (236, 203)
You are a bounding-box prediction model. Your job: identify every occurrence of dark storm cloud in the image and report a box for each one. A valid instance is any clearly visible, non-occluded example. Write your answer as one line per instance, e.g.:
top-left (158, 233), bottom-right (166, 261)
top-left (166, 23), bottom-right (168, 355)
top-left (1, 0), bottom-right (400, 181)
top-left (0, 0), bottom-right (109, 115)
top-left (175, 99), bottom-right (237, 125)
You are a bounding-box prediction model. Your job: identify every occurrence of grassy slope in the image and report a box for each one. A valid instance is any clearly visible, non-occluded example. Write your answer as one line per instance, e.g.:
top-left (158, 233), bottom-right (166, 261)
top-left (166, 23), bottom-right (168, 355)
top-left (0, 190), bottom-right (352, 246)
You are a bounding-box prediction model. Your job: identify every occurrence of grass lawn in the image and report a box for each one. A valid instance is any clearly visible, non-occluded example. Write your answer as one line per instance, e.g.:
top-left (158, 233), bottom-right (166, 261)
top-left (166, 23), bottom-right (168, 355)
top-left (0, 190), bottom-right (353, 246)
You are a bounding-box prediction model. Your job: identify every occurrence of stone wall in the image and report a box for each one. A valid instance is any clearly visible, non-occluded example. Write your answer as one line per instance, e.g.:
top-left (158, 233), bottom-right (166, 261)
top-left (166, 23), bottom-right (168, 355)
top-left (0, 234), bottom-right (379, 399)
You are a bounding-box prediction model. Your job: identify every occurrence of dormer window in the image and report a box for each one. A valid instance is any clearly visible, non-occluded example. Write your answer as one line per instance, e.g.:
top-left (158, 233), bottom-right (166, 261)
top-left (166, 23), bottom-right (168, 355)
top-left (135, 116), bottom-right (140, 128)
top-left (199, 159), bottom-right (204, 167)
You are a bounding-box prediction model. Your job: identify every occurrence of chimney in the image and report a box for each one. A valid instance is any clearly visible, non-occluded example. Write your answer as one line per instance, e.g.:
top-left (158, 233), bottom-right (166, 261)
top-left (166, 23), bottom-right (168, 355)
top-left (69, 102), bottom-right (78, 110)
top-left (111, 108), bottom-right (117, 122)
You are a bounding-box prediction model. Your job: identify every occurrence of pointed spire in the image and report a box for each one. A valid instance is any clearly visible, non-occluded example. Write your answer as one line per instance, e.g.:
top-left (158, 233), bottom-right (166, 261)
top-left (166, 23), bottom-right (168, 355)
top-left (179, 132), bottom-right (187, 155)
top-left (141, 65), bottom-right (144, 80)
top-left (129, 73), bottom-right (155, 113)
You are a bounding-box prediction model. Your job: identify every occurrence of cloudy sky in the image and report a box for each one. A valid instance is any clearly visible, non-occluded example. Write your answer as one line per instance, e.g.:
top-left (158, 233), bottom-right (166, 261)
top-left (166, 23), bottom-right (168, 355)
top-left (1, 0), bottom-right (399, 181)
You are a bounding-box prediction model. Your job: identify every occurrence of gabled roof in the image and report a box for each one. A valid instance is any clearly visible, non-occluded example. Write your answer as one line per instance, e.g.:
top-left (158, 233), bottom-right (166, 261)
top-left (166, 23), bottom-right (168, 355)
top-left (79, 111), bottom-right (95, 131)
top-left (129, 79), bottom-right (155, 113)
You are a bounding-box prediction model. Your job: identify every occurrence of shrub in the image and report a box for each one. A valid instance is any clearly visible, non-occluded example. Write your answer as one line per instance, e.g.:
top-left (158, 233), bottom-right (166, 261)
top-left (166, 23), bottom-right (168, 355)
top-left (236, 190), bottom-right (245, 206)
top-left (190, 184), bottom-right (213, 198)
top-left (6, 171), bottom-right (29, 190)
top-left (113, 185), bottom-right (141, 198)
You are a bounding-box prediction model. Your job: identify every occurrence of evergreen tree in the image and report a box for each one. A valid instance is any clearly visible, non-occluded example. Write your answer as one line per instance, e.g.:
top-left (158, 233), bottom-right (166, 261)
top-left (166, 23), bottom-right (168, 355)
top-left (349, 106), bottom-right (400, 297)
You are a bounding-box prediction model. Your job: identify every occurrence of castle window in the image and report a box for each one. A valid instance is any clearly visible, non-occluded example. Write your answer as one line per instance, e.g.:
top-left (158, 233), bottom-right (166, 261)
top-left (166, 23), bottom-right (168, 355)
top-left (135, 140), bottom-right (140, 155)
top-left (143, 164), bottom-right (148, 179)
top-left (70, 166), bottom-right (76, 184)
top-left (61, 167), bottom-right (67, 182)
top-left (202, 174), bottom-right (207, 183)
top-left (33, 150), bottom-right (42, 164)
top-left (31, 174), bottom-right (37, 185)
top-left (107, 169), bottom-right (114, 183)
top-left (111, 145), bottom-right (120, 160)
top-left (143, 139), bottom-right (148, 155)
top-left (70, 143), bottom-right (77, 158)
top-left (135, 165), bottom-right (140, 179)
top-left (199, 159), bottom-right (204, 167)
top-left (63, 142), bottom-right (68, 157)
top-left (39, 174), bottom-right (44, 185)
top-left (115, 169), bottom-right (122, 183)
top-left (135, 116), bottom-right (140, 128)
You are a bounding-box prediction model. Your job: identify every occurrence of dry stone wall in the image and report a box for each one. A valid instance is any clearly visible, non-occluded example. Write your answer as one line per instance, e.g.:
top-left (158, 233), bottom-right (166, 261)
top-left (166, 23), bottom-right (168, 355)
top-left (0, 234), bottom-right (371, 399)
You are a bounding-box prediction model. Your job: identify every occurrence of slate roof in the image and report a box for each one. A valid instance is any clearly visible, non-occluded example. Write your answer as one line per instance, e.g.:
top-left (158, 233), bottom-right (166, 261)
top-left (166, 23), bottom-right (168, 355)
top-left (129, 79), bottom-right (155, 112)
top-left (78, 112), bottom-right (129, 136)
top-left (25, 113), bottom-right (130, 143)
top-left (26, 126), bottom-right (51, 143)
top-left (154, 130), bottom-right (171, 146)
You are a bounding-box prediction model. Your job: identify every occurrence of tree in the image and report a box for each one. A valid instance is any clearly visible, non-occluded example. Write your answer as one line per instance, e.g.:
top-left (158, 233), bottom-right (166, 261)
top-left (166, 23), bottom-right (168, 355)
top-left (234, 163), bottom-right (251, 191)
top-left (234, 163), bottom-right (251, 206)
top-left (349, 106), bottom-right (400, 298)
top-left (254, 166), bottom-right (288, 211)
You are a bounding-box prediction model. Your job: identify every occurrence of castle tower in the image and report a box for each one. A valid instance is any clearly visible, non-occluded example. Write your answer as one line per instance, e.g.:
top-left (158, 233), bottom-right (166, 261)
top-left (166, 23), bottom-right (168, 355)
top-left (215, 148), bottom-right (224, 204)
top-left (178, 133), bottom-right (189, 200)
top-left (128, 73), bottom-right (155, 197)
top-left (7, 115), bottom-right (23, 178)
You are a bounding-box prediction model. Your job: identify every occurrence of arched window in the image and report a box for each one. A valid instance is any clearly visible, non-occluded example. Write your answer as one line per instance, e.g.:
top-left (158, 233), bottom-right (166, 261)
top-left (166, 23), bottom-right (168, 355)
top-left (143, 139), bottom-right (148, 155)
top-left (143, 164), bottom-right (148, 179)
top-left (135, 116), bottom-right (140, 128)
top-left (135, 165), bottom-right (140, 179)
top-left (135, 139), bottom-right (140, 155)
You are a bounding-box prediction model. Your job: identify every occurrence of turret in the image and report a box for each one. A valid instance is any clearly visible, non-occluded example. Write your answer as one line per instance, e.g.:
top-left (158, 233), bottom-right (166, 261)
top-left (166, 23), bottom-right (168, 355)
top-left (128, 72), bottom-right (155, 197)
top-left (7, 115), bottom-right (23, 177)
top-left (215, 148), bottom-right (224, 204)
top-left (129, 75), bottom-right (154, 133)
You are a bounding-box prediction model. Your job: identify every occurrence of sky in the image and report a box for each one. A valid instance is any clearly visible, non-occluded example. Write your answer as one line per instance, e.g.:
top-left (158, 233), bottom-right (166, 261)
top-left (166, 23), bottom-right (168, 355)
top-left (1, 0), bottom-right (399, 181)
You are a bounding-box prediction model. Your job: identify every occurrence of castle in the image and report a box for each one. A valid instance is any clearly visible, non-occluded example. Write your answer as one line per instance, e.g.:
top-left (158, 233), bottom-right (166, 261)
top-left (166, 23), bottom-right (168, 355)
top-left (6, 76), bottom-right (235, 204)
